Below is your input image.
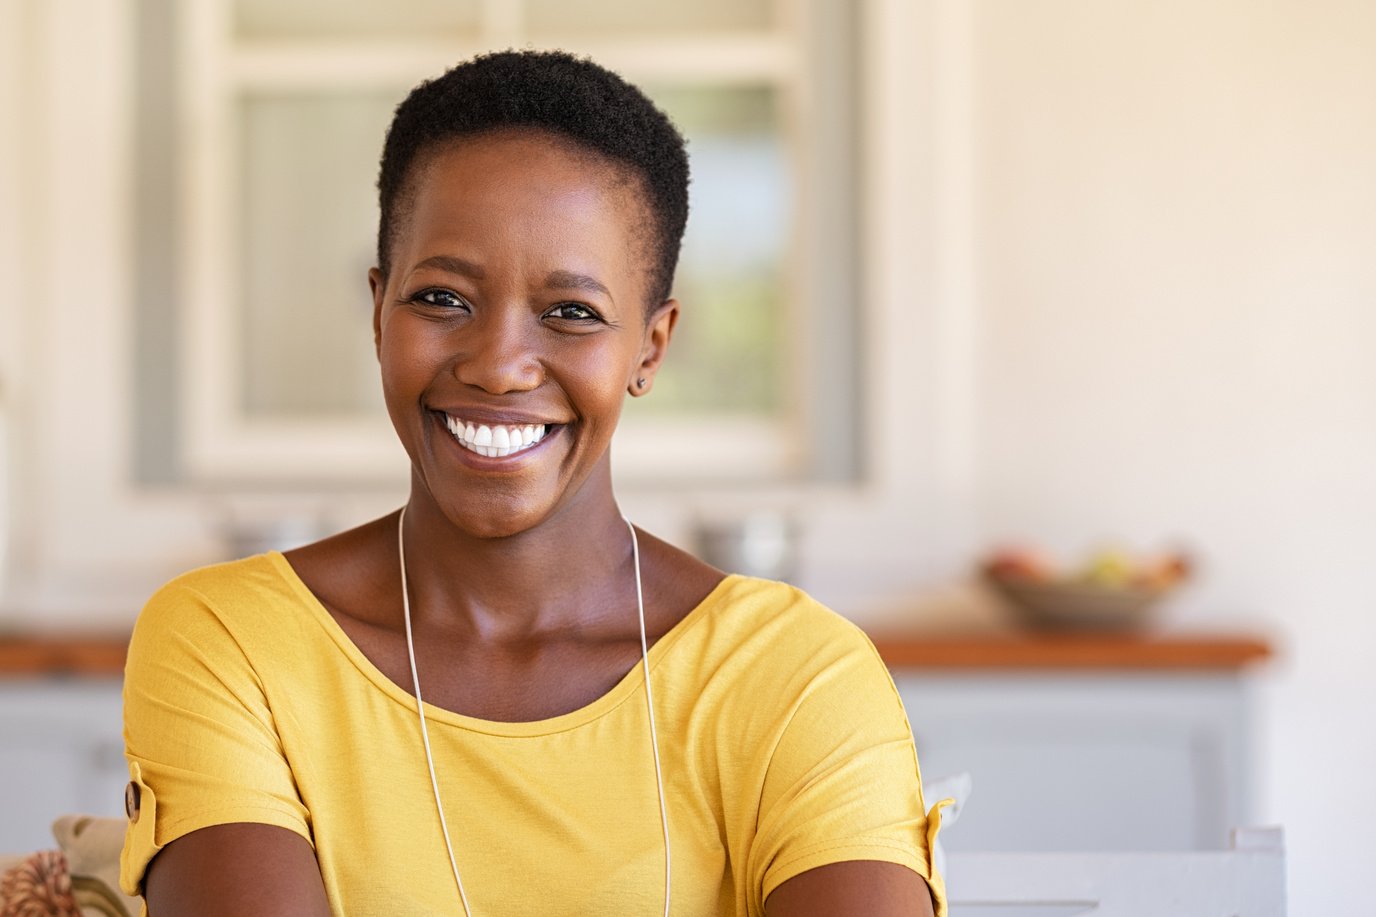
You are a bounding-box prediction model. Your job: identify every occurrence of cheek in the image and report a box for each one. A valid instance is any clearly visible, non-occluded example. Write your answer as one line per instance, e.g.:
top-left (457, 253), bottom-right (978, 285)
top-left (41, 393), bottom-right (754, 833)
top-left (379, 321), bottom-right (440, 400)
top-left (565, 348), bottom-right (635, 416)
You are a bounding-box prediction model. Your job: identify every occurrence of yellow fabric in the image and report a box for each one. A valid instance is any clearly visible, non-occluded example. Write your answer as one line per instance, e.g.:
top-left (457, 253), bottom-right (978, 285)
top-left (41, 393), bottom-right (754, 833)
top-left (121, 553), bottom-right (948, 916)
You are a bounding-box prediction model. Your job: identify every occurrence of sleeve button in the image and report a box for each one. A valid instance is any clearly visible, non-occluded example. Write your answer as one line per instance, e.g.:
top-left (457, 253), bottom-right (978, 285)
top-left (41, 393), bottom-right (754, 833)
top-left (125, 781), bottom-right (141, 822)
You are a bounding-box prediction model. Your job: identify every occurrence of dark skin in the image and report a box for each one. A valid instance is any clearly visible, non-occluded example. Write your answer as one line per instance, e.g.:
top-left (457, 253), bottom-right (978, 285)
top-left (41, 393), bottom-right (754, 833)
top-left (143, 129), bottom-right (935, 916)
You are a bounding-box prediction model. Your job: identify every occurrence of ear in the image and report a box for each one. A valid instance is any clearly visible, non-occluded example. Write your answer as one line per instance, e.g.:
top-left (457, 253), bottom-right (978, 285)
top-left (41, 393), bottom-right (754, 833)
top-left (369, 267), bottom-right (386, 360)
top-left (628, 299), bottom-right (680, 397)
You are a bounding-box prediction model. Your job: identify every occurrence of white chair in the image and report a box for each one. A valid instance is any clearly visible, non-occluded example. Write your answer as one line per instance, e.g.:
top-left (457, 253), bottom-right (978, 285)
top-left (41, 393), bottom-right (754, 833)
top-left (944, 826), bottom-right (1286, 917)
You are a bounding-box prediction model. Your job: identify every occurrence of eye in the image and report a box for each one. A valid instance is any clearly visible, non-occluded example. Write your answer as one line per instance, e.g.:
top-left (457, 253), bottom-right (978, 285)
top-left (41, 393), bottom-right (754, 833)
top-left (545, 302), bottom-right (601, 323)
top-left (409, 288), bottom-right (469, 310)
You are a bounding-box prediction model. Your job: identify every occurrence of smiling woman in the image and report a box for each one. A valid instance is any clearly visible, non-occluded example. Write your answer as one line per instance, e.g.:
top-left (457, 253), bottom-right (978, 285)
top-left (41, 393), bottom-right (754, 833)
top-left (118, 51), bottom-right (947, 917)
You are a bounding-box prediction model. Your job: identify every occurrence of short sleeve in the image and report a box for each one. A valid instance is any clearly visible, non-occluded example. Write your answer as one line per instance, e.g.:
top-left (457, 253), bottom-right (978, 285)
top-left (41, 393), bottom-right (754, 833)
top-left (750, 632), bottom-right (949, 917)
top-left (119, 581), bottom-right (311, 897)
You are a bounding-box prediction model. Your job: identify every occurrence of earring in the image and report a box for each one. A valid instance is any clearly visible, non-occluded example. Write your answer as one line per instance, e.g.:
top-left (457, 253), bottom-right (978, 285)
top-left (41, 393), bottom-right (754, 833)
top-left (636, 377), bottom-right (647, 389)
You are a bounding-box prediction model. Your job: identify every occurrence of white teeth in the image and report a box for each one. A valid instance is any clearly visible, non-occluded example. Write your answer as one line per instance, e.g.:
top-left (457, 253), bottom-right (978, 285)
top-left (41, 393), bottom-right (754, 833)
top-left (444, 416), bottom-right (548, 457)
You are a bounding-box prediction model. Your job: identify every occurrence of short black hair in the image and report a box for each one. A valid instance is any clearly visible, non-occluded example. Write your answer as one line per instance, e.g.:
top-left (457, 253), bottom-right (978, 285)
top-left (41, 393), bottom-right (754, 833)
top-left (376, 49), bottom-right (690, 309)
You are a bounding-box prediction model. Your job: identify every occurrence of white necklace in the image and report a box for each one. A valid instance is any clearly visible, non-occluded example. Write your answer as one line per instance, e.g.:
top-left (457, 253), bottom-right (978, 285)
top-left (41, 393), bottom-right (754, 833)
top-left (397, 509), bottom-right (672, 916)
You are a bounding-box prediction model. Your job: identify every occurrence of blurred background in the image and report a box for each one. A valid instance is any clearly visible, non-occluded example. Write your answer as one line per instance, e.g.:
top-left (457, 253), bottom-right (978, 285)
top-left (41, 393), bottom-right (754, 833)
top-left (1, 0), bottom-right (1373, 912)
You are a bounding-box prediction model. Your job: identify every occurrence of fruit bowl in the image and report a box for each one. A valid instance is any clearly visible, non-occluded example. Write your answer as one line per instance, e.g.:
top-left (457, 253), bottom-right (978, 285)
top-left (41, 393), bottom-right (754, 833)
top-left (984, 575), bottom-right (1167, 631)
top-left (981, 547), bottom-right (1189, 632)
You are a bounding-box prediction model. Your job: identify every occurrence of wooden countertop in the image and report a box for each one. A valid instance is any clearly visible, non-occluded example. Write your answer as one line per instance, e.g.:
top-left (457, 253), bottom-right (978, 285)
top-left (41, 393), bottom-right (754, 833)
top-left (870, 632), bottom-right (1272, 671)
top-left (0, 630), bottom-right (1271, 678)
top-left (0, 634), bottom-right (131, 677)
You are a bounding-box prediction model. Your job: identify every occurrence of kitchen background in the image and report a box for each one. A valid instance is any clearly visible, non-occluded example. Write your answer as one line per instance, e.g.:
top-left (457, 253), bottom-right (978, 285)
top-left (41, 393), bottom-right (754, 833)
top-left (2, 0), bottom-right (1373, 912)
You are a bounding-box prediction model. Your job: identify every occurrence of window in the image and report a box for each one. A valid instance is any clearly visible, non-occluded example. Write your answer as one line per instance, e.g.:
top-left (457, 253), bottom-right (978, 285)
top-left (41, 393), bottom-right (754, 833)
top-left (149, 0), bottom-right (860, 487)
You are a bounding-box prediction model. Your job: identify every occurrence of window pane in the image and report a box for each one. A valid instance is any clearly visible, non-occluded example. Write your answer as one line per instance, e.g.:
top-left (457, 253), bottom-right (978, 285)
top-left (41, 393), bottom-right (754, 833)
top-left (238, 91), bottom-right (398, 418)
top-left (637, 85), bottom-right (792, 417)
top-left (526, 0), bottom-right (774, 37)
top-left (233, 0), bottom-right (481, 41)
top-left (236, 85), bottom-right (793, 422)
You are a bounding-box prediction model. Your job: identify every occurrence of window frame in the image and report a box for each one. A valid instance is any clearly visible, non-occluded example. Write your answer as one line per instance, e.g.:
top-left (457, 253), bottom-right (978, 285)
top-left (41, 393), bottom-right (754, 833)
top-left (175, 0), bottom-right (849, 485)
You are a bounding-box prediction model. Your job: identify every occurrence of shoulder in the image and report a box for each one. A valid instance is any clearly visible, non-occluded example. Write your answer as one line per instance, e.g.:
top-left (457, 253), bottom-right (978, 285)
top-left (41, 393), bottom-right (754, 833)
top-left (700, 576), bottom-right (881, 668)
top-left (140, 554), bottom-right (301, 621)
top-left (671, 576), bottom-right (894, 715)
top-left (124, 555), bottom-right (333, 747)
top-left (131, 554), bottom-right (315, 665)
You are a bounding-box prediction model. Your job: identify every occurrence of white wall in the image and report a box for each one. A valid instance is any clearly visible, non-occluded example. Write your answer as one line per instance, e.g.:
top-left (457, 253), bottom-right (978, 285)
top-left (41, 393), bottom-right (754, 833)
top-left (955, 0), bottom-right (1376, 911)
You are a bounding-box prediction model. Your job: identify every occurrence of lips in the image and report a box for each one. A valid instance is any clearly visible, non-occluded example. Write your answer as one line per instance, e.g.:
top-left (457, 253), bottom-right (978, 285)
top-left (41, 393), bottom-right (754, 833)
top-left (443, 414), bottom-right (550, 458)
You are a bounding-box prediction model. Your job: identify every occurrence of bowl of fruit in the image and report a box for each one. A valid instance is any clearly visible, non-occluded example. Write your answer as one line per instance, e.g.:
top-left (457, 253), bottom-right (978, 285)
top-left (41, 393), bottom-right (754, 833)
top-left (980, 547), bottom-right (1191, 631)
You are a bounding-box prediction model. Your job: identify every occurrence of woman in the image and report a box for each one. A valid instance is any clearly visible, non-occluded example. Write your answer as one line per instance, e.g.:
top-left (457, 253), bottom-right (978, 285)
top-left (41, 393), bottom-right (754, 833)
top-left (120, 50), bottom-right (947, 916)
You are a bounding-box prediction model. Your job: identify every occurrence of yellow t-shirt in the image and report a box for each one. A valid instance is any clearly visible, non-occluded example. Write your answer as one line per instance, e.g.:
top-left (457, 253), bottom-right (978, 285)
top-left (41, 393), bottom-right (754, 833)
top-left (121, 553), bottom-right (948, 916)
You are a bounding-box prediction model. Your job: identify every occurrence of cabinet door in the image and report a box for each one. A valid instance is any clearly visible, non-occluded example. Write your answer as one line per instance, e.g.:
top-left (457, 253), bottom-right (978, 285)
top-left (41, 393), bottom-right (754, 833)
top-left (0, 682), bottom-right (127, 853)
top-left (894, 672), bottom-right (1250, 853)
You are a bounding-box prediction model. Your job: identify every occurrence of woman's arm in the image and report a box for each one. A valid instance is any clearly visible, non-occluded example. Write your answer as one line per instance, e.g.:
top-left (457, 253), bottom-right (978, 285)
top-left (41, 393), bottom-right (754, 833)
top-left (744, 609), bottom-right (947, 915)
top-left (122, 579), bottom-right (323, 906)
top-left (144, 823), bottom-right (330, 917)
top-left (765, 861), bottom-right (936, 917)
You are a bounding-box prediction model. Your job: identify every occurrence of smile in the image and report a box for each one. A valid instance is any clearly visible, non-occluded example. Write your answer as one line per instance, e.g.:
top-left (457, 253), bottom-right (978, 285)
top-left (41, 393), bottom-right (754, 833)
top-left (444, 414), bottom-right (549, 458)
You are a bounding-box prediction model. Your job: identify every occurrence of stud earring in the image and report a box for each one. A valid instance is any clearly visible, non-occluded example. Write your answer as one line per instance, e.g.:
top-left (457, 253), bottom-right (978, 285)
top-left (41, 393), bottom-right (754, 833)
top-left (636, 377), bottom-right (647, 389)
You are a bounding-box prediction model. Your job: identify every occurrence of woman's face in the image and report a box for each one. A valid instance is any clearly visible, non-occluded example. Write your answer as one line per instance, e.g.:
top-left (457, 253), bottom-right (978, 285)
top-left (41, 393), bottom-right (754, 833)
top-left (371, 130), bottom-right (677, 538)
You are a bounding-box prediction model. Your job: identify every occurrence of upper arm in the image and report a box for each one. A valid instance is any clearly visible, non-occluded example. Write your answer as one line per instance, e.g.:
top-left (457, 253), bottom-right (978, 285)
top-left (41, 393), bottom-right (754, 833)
top-left (145, 823), bottom-right (330, 917)
top-left (121, 582), bottom-right (312, 900)
top-left (748, 620), bottom-right (947, 914)
top-left (765, 861), bottom-right (936, 917)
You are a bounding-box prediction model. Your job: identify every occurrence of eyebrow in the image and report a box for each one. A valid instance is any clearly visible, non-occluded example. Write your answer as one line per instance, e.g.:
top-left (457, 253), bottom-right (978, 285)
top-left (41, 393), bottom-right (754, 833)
top-left (412, 255), bottom-right (485, 278)
top-left (409, 258), bottom-right (612, 302)
top-left (544, 270), bottom-right (612, 301)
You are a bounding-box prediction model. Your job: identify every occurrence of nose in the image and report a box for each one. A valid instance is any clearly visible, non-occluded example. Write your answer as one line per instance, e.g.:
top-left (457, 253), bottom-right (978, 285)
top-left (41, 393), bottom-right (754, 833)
top-left (453, 310), bottom-right (543, 394)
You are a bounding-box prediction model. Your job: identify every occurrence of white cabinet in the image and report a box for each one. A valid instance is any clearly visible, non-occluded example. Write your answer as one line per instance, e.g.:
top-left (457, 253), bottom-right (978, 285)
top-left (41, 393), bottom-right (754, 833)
top-left (894, 671), bottom-right (1254, 853)
top-left (0, 680), bottom-right (127, 853)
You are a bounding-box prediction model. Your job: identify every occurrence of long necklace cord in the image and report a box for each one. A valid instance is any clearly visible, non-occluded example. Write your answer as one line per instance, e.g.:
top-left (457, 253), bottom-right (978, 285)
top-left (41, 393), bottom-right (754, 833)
top-left (397, 509), bottom-right (671, 916)
top-left (627, 518), bottom-right (673, 917)
top-left (398, 508), bottom-right (474, 917)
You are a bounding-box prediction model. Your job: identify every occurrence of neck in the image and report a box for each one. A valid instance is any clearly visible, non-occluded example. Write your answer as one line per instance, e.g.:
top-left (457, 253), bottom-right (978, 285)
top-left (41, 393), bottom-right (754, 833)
top-left (397, 476), bottom-right (636, 641)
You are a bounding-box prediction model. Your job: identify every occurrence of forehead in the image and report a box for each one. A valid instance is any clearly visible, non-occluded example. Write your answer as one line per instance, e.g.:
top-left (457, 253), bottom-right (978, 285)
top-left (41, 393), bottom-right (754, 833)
top-left (421, 127), bottom-right (625, 184)
top-left (392, 130), bottom-right (655, 283)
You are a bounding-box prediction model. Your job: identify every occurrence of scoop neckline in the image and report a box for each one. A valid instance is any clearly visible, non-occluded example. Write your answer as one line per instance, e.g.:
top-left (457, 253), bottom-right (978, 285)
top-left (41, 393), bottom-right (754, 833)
top-left (264, 550), bottom-right (741, 738)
